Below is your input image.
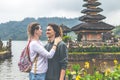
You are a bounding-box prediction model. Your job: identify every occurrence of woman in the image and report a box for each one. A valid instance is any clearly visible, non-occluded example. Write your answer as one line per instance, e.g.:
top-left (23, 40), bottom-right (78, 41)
top-left (27, 22), bottom-right (61, 80)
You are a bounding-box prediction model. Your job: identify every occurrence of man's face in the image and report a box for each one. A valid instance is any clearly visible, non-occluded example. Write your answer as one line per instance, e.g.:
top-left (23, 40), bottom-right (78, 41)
top-left (46, 26), bottom-right (55, 38)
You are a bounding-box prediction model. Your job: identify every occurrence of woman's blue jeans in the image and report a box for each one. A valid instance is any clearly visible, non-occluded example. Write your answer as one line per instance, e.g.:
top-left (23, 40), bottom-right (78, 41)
top-left (29, 72), bottom-right (46, 80)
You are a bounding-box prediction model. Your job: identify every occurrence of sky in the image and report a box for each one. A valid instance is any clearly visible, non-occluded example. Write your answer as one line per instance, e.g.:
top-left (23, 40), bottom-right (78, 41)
top-left (0, 0), bottom-right (120, 25)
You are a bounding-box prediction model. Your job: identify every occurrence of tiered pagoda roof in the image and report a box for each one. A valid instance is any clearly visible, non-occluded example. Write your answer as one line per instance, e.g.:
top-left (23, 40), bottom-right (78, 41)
top-left (80, 0), bottom-right (104, 22)
top-left (71, 0), bottom-right (115, 31)
top-left (79, 14), bottom-right (106, 21)
top-left (83, 2), bottom-right (101, 7)
top-left (72, 22), bottom-right (114, 31)
top-left (81, 8), bottom-right (103, 13)
top-left (84, 0), bottom-right (97, 1)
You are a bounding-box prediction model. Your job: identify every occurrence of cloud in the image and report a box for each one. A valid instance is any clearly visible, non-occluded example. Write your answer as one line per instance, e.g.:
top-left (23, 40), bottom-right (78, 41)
top-left (0, 0), bottom-right (120, 25)
top-left (104, 10), bottom-right (120, 26)
top-left (100, 0), bottom-right (120, 13)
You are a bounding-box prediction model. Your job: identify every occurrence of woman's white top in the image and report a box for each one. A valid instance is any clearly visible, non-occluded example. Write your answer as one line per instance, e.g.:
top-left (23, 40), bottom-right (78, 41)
top-left (29, 40), bottom-right (55, 74)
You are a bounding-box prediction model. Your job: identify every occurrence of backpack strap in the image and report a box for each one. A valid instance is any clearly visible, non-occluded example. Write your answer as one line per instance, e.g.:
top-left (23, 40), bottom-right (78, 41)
top-left (27, 39), bottom-right (38, 74)
top-left (33, 54), bottom-right (39, 74)
top-left (26, 40), bottom-right (31, 61)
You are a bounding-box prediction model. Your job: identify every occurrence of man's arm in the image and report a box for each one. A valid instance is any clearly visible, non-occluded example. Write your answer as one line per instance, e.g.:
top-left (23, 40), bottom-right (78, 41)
top-left (60, 69), bottom-right (66, 80)
top-left (59, 42), bottom-right (68, 80)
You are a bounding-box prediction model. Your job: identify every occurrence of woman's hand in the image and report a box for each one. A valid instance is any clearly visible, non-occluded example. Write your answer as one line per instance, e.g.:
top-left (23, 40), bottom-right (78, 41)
top-left (54, 37), bottom-right (62, 46)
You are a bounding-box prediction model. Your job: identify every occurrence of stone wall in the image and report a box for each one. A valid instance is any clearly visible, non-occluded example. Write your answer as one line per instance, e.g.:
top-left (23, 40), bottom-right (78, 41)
top-left (0, 51), bottom-right (11, 60)
top-left (68, 53), bottom-right (120, 62)
top-left (68, 53), bottom-right (120, 74)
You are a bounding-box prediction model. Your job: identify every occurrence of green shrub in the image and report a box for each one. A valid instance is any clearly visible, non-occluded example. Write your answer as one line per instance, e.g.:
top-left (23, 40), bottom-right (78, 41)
top-left (69, 46), bottom-right (120, 52)
top-left (62, 36), bottom-right (71, 42)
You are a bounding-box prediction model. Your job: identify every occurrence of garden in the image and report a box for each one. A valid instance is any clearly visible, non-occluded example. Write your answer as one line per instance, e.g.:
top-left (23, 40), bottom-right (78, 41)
top-left (63, 36), bottom-right (120, 80)
top-left (66, 59), bottom-right (120, 80)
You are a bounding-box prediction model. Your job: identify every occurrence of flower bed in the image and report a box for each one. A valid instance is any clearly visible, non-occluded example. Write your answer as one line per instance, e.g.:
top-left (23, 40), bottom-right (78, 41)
top-left (66, 59), bottom-right (120, 80)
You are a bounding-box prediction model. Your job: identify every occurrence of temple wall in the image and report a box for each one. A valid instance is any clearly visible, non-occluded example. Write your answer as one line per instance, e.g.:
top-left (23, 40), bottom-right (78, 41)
top-left (68, 53), bottom-right (120, 62)
top-left (68, 53), bottom-right (120, 74)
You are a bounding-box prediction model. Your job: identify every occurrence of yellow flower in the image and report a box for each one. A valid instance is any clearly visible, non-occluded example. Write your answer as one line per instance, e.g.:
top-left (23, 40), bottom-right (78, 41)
top-left (71, 71), bottom-right (76, 75)
top-left (114, 59), bottom-right (118, 65)
top-left (92, 58), bottom-right (96, 63)
top-left (84, 62), bottom-right (89, 69)
top-left (96, 71), bottom-right (99, 74)
top-left (117, 64), bottom-right (120, 70)
top-left (105, 68), bottom-right (111, 76)
top-left (103, 62), bottom-right (107, 65)
top-left (84, 71), bottom-right (86, 75)
top-left (76, 75), bottom-right (81, 80)
top-left (96, 78), bottom-right (99, 80)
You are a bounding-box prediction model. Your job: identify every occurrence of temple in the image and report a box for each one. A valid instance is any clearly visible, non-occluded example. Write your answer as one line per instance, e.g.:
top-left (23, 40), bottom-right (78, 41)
top-left (60, 24), bottom-right (71, 36)
top-left (71, 0), bottom-right (115, 42)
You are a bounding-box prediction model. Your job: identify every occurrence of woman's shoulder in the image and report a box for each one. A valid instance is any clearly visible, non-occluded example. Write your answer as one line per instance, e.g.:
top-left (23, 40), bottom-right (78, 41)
top-left (30, 40), bottom-right (43, 46)
top-left (29, 40), bottom-right (39, 46)
top-left (30, 40), bottom-right (37, 44)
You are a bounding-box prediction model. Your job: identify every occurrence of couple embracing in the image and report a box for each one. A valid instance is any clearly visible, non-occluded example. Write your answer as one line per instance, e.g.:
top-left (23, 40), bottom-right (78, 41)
top-left (27, 22), bottom-right (68, 80)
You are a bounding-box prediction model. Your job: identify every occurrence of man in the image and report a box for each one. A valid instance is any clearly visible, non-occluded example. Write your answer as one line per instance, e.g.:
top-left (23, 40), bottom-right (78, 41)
top-left (45, 23), bottom-right (68, 80)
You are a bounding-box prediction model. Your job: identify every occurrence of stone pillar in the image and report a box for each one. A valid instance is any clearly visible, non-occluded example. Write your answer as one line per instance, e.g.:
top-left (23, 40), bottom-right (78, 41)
top-left (0, 38), bottom-right (3, 50)
top-left (7, 39), bottom-right (12, 52)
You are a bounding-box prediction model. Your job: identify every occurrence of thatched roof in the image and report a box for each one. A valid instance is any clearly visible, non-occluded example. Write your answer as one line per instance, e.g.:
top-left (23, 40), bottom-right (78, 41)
top-left (60, 24), bottom-right (71, 33)
top-left (81, 8), bottom-right (103, 13)
top-left (83, 2), bottom-right (101, 7)
top-left (71, 22), bottom-right (115, 31)
top-left (79, 14), bottom-right (106, 21)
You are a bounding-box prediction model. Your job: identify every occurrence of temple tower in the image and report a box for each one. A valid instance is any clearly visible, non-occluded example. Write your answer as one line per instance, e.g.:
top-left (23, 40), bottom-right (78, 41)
top-left (71, 0), bottom-right (114, 42)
